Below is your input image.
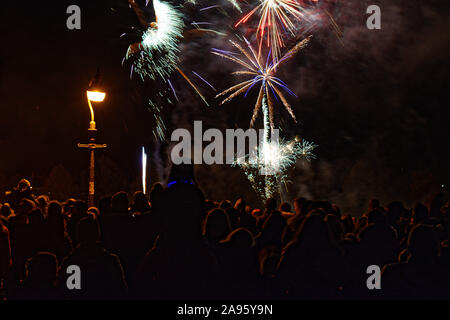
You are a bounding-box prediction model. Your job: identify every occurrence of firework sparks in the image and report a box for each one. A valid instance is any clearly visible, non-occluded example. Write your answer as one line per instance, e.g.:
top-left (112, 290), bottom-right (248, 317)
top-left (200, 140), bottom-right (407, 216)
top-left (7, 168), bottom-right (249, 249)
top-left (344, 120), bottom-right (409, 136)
top-left (125, 0), bottom-right (184, 81)
top-left (212, 35), bottom-right (312, 130)
top-left (194, 0), bottom-right (242, 12)
top-left (234, 137), bottom-right (317, 199)
top-left (147, 98), bottom-right (168, 140)
top-left (214, 35), bottom-right (315, 199)
top-left (142, 146), bottom-right (148, 194)
top-left (124, 0), bottom-right (209, 105)
top-left (235, 0), bottom-right (310, 64)
top-left (123, 0), bottom-right (214, 140)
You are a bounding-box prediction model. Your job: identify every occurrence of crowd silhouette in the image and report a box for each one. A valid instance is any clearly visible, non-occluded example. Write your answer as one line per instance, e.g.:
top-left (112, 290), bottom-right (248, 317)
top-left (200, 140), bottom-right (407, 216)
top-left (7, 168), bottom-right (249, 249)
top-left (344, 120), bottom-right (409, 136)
top-left (0, 167), bottom-right (449, 300)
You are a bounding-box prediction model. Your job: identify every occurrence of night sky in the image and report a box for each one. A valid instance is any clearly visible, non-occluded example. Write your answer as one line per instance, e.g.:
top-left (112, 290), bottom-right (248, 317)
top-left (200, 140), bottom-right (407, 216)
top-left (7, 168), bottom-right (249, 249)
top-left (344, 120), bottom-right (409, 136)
top-left (1, 0), bottom-right (449, 214)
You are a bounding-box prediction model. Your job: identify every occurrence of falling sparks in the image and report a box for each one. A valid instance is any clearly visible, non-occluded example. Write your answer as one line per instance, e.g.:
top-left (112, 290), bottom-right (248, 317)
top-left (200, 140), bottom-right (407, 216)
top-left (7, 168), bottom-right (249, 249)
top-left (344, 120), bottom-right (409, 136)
top-left (148, 97), bottom-right (168, 141)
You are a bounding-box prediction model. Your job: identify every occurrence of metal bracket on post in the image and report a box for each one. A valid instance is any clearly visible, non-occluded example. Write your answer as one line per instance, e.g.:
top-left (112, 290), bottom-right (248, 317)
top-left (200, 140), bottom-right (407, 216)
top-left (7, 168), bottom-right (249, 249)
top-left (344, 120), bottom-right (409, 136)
top-left (78, 135), bottom-right (107, 207)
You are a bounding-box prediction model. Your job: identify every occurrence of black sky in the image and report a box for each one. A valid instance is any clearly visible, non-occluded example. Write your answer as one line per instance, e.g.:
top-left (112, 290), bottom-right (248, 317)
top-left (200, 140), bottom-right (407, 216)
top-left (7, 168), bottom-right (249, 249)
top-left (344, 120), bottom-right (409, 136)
top-left (1, 0), bottom-right (449, 213)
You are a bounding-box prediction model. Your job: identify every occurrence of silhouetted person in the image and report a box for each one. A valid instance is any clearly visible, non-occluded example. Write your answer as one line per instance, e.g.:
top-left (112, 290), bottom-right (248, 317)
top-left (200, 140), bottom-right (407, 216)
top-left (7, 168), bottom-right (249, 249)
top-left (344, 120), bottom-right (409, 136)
top-left (358, 209), bottom-right (399, 268)
top-left (63, 198), bottom-right (76, 219)
top-left (219, 200), bottom-right (232, 210)
top-left (60, 216), bottom-right (127, 299)
top-left (8, 199), bottom-right (36, 282)
top-left (340, 214), bottom-right (355, 234)
top-left (0, 219), bottom-right (11, 286)
top-left (202, 208), bottom-right (231, 249)
top-left (283, 199), bottom-right (309, 244)
top-left (264, 198), bottom-right (277, 215)
top-left (4, 179), bottom-right (35, 211)
top-left (278, 213), bottom-right (345, 299)
top-left (428, 193), bottom-right (444, 219)
top-left (368, 199), bottom-right (380, 212)
top-left (293, 197), bottom-right (306, 216)
top-left (46, 201), bottom-right (72, 262)
top-left (258, 210), bottom-right (286, 251)
top-left (102, 190), bottom-right (157, 285)
top-left (35, 195), bottom-right (49, 218)
top-left (332, 204), bottom-right (342, 219)
top-left (130, 191), bottom-right (151, 215)
top-left (26, 209), bottom-right (53, 263)
top-left (67, 200), bottom-right (89, 246)
top-left (412, 203), bottom-right (430, 228)
top-left (382, 225), bottom-right (450, 299)
top-left (235, 198), bottom-right (257, 235)
top-left (386, 201), bottom-right (407, 241)
top-left (0, 203), bottom-right (13, 226)
top-left (256, 198), bottom-right (277, 228)
top-left (149, 183), bottom-right (164, 209)
top-left (9, 252), bottom-right (60, 300)
top-left (98, 196), bottom-right (112, 217)
top-left (134, 165), bottom-right (220, 299)
top-left (279, 202), bottom-right (294, 219)
top-left (325, 214), bottom-right (345, 247)
top-left (217, 228), bottom-right (261, 299)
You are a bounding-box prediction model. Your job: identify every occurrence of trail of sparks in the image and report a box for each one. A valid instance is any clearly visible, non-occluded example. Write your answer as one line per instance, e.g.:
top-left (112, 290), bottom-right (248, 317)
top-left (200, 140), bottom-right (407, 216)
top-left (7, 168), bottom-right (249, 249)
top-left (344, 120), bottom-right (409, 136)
top-left (124, 0), bottom-right (218, 140)
top-left (167, 79), bottom-right (179, 102)
top-left (194, 0), bottom-right (242, 12)
top-left (192, 71), bottom-right (217, 92)
top-left (200, 5), bottom-right (220, 11)
top-left (176, 67), bottom-right (209, 106)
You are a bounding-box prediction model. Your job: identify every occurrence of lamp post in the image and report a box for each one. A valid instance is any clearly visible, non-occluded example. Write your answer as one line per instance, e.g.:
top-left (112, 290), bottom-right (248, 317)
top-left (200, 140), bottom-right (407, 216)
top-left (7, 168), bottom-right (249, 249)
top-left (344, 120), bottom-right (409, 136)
top-left (78, 90), bottom-right (107, 207)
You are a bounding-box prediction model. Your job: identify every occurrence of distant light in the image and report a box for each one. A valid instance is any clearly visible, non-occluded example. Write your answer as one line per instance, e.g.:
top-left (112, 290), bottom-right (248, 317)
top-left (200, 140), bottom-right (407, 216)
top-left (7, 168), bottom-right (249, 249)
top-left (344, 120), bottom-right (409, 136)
top-left (87, 90), bottom-right (106, 102)
top-left (142, 147), bottom-right (147, 194)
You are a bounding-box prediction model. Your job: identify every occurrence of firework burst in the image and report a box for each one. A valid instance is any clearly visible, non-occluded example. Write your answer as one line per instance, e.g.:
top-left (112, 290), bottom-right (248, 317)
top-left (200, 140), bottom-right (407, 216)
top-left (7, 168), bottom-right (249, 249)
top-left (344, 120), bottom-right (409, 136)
top-left (234, 137), bottom-right (317, 199)
top-left (123, 0), bottom-right (210, 105)
top-left (214, 35), bottom-right (315, 199)
top-left (212, 35), bottom-right (312, 130)
top-left (235, 0), bottom-right (311, 64)
top-left (122, 0), bottom-right (216, 140)
top-left (124, 0), bottom-right (184, 81)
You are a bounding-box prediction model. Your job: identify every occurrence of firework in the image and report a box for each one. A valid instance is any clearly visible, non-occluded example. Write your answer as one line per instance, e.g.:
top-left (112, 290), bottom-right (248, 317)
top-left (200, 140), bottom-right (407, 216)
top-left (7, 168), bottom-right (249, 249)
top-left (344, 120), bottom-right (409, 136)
top-left (193, 0), bottom-right (242, 12)
top-left (235, 0), bottom-right (310, 64)
top-left (214, 35), bottom-right (314, 199)
top-left (125, 0), bottom-right (184, 81)
top-left (124, 0), bottom-right (209, 105)
top-left (212, 35), bottom-right (312, 130)
top-left (142, 146), bottom-right (148, 194)
top-left (123, 0), bottom-right (214, 141)
top-left (240, 137), bottom-right (317, 176)
top-left (147, 97), bottom-right (168, 140)
top-left (234, 137), bottom-right (317, 199)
